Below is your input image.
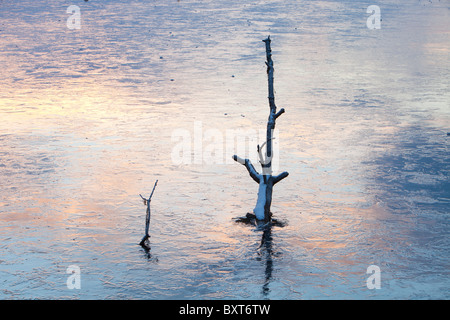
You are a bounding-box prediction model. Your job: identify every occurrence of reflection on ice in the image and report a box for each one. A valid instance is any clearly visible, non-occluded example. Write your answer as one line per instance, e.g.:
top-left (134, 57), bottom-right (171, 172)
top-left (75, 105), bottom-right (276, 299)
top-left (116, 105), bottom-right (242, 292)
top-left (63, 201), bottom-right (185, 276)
top-left (0, 0), bottom-right (449, 299)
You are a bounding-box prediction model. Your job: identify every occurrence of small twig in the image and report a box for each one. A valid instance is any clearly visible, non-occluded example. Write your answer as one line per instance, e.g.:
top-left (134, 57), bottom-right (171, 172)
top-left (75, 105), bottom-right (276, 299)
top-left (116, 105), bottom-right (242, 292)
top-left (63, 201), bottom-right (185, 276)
top-left (257, 138), bottom-right (276, 166)
top-left (273, 171), bottom-right (289, 185)
top-left (274, 108), bottom-right (285, 119)
top-left (139, 180), bottom-right (158, 247)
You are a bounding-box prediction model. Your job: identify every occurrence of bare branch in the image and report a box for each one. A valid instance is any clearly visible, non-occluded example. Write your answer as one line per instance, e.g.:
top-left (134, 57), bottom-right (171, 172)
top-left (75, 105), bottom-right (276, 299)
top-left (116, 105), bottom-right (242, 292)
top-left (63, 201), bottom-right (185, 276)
top-left (148, 180), bottom-right (158, 202)
top-left (232, 154), bottom-right (245, 165)
top-left (262, 36), bottom-right (276, 112)
top-left (257, 142), bottom-right (266, 165)
top-left (139, 194), bottom-right (147, 205)
top-left (232, 155), bottom-right (261, 183)
top-left (139, 180), bottom-right (158, 248)
top-left (273, 171), bottom-right (289, 185)
top-left (274, 108), bottom-right (285, 119)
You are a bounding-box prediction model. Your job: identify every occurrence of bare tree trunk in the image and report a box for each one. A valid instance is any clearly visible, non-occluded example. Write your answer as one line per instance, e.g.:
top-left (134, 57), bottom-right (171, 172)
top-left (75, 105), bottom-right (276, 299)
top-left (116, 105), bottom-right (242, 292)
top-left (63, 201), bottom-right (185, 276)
top-left (233, 37), bottom-right (289, 222)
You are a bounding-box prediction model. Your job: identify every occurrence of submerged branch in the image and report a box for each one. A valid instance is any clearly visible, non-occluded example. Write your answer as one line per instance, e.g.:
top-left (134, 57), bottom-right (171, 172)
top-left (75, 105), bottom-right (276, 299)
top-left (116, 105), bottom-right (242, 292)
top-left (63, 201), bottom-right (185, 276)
top-left (139, 180), bottom-right (158, 247)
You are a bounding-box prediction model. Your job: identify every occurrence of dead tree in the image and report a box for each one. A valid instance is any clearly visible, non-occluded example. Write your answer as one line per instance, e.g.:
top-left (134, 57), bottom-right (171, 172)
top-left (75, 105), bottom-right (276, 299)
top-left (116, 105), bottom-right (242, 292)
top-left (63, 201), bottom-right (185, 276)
top-left (139, 180), bottom-right (158, 247)
top-left (233, 36), bottom-right (289, 222)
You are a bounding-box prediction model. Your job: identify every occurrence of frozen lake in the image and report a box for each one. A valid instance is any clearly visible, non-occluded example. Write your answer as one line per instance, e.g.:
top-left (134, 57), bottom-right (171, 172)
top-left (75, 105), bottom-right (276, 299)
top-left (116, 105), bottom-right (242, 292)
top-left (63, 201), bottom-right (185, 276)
top-left (0, 0), bottom-right (449, 299)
